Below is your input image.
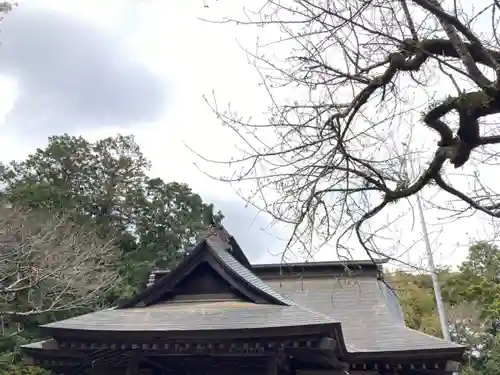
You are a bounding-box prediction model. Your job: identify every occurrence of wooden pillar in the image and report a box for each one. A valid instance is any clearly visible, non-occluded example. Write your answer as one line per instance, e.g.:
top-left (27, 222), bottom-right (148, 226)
top-left (267, 355), bottom-right (278, 375)
top-left (86, 364), bottom-right (100, 375)
top-left (126, 356), bottom-right (140, 375)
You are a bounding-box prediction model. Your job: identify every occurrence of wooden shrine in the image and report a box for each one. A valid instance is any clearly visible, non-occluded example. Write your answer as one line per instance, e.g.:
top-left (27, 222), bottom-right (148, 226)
top-left (22, 225), bottom-right (465, 375)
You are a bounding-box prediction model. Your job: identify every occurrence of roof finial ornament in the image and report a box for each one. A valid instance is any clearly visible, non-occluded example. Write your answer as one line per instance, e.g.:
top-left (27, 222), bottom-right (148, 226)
top-left (202, 204), bottom-right (232, 250)
top-left (203, 203), bottom-right (218, 229)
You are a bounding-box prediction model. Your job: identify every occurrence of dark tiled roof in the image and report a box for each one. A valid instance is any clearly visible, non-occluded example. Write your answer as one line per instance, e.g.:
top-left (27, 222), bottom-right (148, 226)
top-left (260, 276), bottom-right (463, 353)
top-left (42, 300), bottom-right (337, 332)
top-left (206, 236), bottom-right (293, 305)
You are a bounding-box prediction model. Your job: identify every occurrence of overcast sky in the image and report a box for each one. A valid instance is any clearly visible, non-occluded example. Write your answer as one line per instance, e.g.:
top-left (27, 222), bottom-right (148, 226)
top-left (0, 0), bottom-right (294, 264)
top-left (0, 0), bottom-right (494, 269)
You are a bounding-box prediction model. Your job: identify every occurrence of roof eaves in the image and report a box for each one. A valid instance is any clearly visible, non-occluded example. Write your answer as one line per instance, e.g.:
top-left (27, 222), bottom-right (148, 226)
top-left (344, 345), bottom-right (466, 360)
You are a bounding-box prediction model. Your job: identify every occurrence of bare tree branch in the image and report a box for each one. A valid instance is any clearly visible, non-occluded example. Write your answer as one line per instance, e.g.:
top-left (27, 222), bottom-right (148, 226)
top-left (200, 0), bottom-right (500, 266)
top-left (0, 206), bottom-right (120, 317)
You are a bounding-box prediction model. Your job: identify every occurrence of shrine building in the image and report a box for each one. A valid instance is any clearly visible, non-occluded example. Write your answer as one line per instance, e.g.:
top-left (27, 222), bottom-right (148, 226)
top-left (22, 225), bottom-right (465, 375)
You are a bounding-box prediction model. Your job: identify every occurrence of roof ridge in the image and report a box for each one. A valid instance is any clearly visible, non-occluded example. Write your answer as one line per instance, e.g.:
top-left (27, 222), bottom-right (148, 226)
top-left (253, 258), bottom-right (389, 268)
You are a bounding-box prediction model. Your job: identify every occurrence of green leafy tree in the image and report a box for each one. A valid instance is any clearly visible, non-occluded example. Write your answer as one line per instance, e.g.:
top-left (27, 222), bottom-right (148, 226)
top-left (484, 335), bottom-right (500, 375)
top-left (0, 134), bottom-right (221, 298)
top-left (442, 242), bottom-right (500, 370)
top-left (1, 134), bottom-right (149, 233)
top-left (389, 270), bottom-right (456, 337)
top-left (390, 243), bottom-right (500, 374)
top-left (452, 242), bottom-right (500, 327)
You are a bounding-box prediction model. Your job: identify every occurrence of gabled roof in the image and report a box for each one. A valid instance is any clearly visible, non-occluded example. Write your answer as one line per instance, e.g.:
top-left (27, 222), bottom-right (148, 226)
top-left (120, 228), bottom-right (292, 308)
top-left (39, 228), bottom-right (340, 337)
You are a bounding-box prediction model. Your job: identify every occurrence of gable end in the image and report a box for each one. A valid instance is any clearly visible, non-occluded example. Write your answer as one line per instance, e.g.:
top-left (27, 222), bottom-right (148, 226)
top-left (120, 238), bottom-right (291, 308)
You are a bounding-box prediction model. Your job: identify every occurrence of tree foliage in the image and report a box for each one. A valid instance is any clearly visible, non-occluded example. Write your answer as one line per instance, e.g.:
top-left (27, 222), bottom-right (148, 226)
top-left (484, 335), bottom-right (500, 375)
top-left (0, 134), bottom-right (221, 370)
top-left (206, 0), bottom-right (500, 260)
top-left (390, 270), bottom-right (444, 336)
top-left (0, 134), bottom-right (220, 298)
top-left (0, 365), bottom-right (52, 375)
top-left (455, 242), bottom-right (500, 326)
top-left (1, 134), bottom-right (150, 230)
top-left (391, 242), bottom-right (500, 373)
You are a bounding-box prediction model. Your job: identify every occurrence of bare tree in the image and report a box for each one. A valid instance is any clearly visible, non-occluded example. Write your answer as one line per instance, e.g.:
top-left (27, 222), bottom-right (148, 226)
top-left (202, 0), bottom-right (500, 263)
top-left (0, 206), bottom-right (120, 318)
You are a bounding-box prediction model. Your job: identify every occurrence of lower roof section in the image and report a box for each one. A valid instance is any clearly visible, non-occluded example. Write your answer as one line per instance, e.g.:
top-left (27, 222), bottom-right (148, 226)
top-left (41, 300), bottom-right (340, 339)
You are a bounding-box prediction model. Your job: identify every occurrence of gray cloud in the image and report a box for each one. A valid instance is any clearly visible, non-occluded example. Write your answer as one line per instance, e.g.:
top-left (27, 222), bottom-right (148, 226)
top-left (0, 5), bottom-right (168, 138)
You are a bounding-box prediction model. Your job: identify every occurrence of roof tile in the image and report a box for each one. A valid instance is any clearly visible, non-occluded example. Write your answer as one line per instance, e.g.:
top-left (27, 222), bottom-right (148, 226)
top-left (206, 236), bottom-right (293, 305)
top-left (261, 276), bottom-right (463, 353)
top-left (42, 301), bottom-right (337, 332)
